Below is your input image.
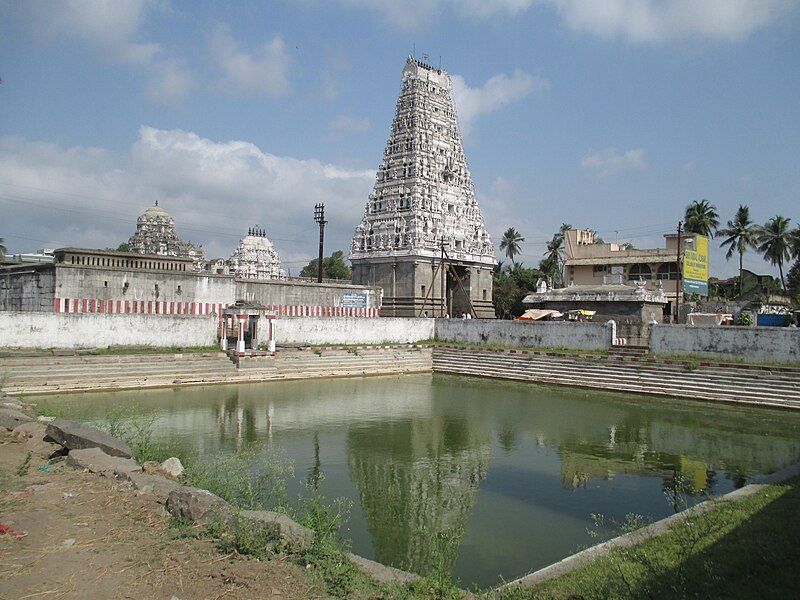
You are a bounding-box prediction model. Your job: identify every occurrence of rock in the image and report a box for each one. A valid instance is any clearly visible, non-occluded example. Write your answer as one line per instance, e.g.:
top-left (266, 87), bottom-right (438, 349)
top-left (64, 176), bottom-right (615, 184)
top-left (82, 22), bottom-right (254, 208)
top-left (13, 422), bottom-right (47, 439)
top-left (166, 487), bottom-right (234, 526)
top-left (240, 510), bottom-right (314, 549)
top-left (25, 436), bottom-right (65, 459)
top-left (45, 419), bottom-right (132, 458)
top-left (66, 448), bottom-right (142, 479)
top-left (141, 461), bottom-right (160, 474)
top-left (158, 457), bottom-right (184, 480)
top-left (0, 408), bottom-right (34, 431)
top-left (62, 538), bottom-right (76, 547)
top-left (347, 553), bottom-right (419, 584)
top-left (128, 472), bottom-right (181, 502)
top-left (37, 415), bottom-right (56, 423)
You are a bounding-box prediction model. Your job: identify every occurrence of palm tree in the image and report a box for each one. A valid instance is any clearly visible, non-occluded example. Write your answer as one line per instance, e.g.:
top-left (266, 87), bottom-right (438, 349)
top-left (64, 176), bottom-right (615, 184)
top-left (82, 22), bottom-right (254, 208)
top-left (543, 235), bottom-right (564, 286)
top-left (684, 199), bottom-right (720, 237)
top-left (499, 227), bottom-right (525, 263)
top-left (757, 215), bottom-right (792, 290)
top-left (715, 205), bottom-right (758, 295)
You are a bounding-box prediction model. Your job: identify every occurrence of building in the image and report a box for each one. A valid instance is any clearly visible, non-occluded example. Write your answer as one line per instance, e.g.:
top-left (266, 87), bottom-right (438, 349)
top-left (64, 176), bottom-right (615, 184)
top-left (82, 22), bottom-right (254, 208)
top-left (228, 226), bottom-right (286, 280)
top-left (563, 229), bottom-right (694, 319)
top-left (350, 56), bottom-right (496, 318)
top-left (0, 247), bottom-right (381, 317)
top-left (127, 202), bottom-right (204, 268)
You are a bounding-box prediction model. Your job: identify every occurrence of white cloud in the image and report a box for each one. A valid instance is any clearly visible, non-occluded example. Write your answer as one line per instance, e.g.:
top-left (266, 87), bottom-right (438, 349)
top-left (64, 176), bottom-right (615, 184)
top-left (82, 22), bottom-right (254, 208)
top-left (210, 26), bottom-right (291, 98)
top-left (328, 115), bottom-right (372, 134)
top-left (581, 147), bottom-right (646, 178)
top-left (451, 70), bottom-right (549, 136)
top-left (0, 128), bottom-right (374, 264)
top-left (339, 0), bottom-right (795, 41)
top-left (145, 59), bottom-right (197, 106)
top-left (551, 0), bottom-right (797, 43)
top-left (16, 0), bottom-right (196, 105)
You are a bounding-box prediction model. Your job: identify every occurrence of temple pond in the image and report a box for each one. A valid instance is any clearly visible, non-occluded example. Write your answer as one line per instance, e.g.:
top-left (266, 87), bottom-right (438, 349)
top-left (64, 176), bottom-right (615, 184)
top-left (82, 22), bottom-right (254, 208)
top-left (38, 374), bottom-right (800, 588)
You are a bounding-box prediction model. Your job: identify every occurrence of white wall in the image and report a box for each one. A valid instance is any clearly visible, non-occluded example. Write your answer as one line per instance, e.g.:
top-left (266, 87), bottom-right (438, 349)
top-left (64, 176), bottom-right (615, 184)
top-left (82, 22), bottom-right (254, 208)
top-left (649, 325), bottom-right (800, 364)
top-left (0, 312), bottom-right (217, 349)
top-left (265, 317), bottom-right (435, 345)
top-left (434, 319), bottom-right (613, 350)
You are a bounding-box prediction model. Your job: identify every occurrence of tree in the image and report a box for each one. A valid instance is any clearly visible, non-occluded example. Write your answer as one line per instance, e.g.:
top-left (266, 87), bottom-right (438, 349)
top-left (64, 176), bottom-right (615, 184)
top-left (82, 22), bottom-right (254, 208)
top-left (684, 199), bottom-right (719, 237)
top-left (492, 262), bottom-right (543, 319)
top-left (757, 215), bottom-right (792, 290)
top-left (542, 235), bottom-right (564, 287)
top-left (300, 250), bottom-right (351, 280)
top-left (116, 243), bottom-right (131, 252)
top-left (0, 237), bottom-right (6, 262)
top-left (715, 204), bottom-right (758, 296)
top-left (499, 227), bottom-right (525, 263)
top-left (787, 260), bottom-right (800, 301)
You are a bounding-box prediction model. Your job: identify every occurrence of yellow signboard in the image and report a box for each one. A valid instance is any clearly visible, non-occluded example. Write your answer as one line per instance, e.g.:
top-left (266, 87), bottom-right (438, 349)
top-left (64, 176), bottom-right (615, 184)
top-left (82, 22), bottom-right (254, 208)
top-left (683, 234), bottom-right (709, 294)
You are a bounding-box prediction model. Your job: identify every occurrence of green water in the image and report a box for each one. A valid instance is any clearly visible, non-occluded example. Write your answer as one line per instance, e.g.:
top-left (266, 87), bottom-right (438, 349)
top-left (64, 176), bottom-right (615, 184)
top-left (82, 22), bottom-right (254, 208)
top-left (38, 374), bottom-right (800, 588)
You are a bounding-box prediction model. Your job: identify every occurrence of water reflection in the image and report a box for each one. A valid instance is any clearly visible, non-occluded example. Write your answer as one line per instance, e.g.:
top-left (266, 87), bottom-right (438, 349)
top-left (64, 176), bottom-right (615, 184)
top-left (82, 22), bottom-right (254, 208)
top-left (37, 374), bottom-right (800, 587)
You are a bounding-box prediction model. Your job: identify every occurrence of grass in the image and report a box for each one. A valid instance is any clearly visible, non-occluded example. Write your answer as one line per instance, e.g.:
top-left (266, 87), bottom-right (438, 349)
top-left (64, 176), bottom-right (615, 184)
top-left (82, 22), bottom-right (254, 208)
top-left (84, 345), bottom-right (220, 356)
top-left (502, 476), bottom-right (800, 600)
top-left (434, 339), bottom-right (610, 357)
top-left (657, 353), bottom-right (799, 370)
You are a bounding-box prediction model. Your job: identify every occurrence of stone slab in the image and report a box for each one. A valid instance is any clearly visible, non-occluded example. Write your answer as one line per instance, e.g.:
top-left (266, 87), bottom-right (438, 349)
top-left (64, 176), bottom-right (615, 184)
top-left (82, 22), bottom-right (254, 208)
top-left (128, 472), bottom-right (181, 502)
top-left (0, 407), bottom-right (34, 430)
top-left (26, 436), bottom-right (64, 459)
top-left (13, 422), bottom-right (47, 439)
top-left (46, 419), bottom-right (132, 458)
top-left (240, 510), bottom-right (314, 549)
top-left (66, 447), bottom-right (141, 478)
top-left (347, 553), bottom-right (418, 584)
top-left (166, 486), bottom-right (234, 526)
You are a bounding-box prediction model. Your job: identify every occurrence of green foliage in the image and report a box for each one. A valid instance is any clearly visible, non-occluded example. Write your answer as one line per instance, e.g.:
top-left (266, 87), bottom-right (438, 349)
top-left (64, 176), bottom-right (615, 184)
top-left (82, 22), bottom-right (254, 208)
top-left (492, 262), bottom-right (544, 319)
top-left (499, 227), bottom-right (525, 262)
top-left (757, 215), bottom-right (793, 290)
top-left (683, 360), bottom-right (699, 372)
top-left (716, 205), bottom-right (759, 296)
top-left (218, 514), bottom-right (280, 560)
top-left (93, 407), bottom-right (187, 465)
top-left (115, 243), bottom-right (130, 252)
top-left (15, 452), bottom-right (32, 476)
top-left (737, 311), bottom-right (753, 326)
top-left (185, 444), bottom-right (292, 511)
top-left (787, 259), bottom-right (800, 303)
top-left (300, 249), bottom-right (351, 280)
top-left (684, 199), bottom-right (720, 237)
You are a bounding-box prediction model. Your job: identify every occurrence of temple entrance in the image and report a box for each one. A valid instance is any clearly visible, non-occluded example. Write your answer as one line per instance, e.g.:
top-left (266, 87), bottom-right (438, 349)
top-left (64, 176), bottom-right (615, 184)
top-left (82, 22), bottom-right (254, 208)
top-left (447, 265), bottom-right (472, 317)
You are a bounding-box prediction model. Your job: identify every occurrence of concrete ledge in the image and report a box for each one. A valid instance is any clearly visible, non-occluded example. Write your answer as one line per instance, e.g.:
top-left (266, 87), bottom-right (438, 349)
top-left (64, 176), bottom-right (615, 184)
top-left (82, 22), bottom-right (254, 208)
top-left (498, 460), bottom-right (800, 591)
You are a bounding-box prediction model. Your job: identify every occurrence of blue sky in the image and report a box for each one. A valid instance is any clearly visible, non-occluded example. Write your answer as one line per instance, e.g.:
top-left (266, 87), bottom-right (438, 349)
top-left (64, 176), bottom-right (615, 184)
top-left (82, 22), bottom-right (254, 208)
top-left (1, 0), bottom-right (799, 277)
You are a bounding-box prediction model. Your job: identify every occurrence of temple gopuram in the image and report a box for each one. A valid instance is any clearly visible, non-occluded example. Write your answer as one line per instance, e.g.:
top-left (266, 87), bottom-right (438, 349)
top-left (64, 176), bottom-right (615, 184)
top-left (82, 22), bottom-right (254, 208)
top-left (127, 202), bottom-right (204, 269)
top-left (350, 56), bottom-right (496, 317)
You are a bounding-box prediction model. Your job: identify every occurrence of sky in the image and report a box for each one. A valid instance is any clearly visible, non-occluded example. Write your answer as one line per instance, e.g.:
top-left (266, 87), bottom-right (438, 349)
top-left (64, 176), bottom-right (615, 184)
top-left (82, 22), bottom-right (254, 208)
top-left (1, 0), bottom-right (799, 277)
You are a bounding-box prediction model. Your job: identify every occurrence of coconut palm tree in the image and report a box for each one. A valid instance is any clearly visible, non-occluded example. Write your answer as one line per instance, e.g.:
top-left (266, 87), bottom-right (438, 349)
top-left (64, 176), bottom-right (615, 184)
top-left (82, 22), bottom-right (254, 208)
top-left (757, 215), bottom-right (792, 290)
top-left (499, 227), bottom-right (525, 263)
top-left (715, 205), bottom-right (758, 295)
top-left (684, 199), bottom-right (720, 237)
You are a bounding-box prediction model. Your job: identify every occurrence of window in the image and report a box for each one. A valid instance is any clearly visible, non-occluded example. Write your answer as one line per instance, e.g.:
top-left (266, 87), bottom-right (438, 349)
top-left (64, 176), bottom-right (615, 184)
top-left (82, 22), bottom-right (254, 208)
top-left (593, 265), bottom-right (606, 275)
top-left (104, 281), bottom-right (108, 288)
top-left (657, 262), bottom-right (678, 281)
top-left (482, 289), bottom-right (487, 301)
top-left (421, 285), bottom-right (426, 297)
top-left (628, 263), bottom-right (652, 280)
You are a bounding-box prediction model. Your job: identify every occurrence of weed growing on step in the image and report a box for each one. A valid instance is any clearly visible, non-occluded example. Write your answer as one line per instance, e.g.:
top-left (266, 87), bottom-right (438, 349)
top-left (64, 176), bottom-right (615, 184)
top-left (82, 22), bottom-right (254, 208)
top-left (684, 360), bottom-right (699, 372)
top-left (15, 452), bottom-right (32, 476)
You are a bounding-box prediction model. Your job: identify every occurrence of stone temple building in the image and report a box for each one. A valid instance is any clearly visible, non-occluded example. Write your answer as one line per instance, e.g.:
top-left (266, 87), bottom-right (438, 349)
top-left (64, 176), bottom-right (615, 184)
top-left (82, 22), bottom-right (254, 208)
top-left (228, 226), bottom-right (286, 280)
top-left (128, 202), bottom-right (204, 268)
top-left (350, 56), bottom-right (496, 317)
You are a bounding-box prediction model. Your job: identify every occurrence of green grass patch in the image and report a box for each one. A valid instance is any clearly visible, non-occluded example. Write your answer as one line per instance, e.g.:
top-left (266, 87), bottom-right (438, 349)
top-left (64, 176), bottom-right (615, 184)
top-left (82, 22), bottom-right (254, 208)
top-left (505, 476), bottom-right (800, 600)
top-left (83, 345), bottom-right (220, 356)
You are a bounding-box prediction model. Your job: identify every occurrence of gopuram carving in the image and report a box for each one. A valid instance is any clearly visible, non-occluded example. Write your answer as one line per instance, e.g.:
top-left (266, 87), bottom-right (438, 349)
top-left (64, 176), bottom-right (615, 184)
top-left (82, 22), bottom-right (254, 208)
top-left (228, 226), bottom-right (286, 280)
top-left (350, 56), bottom-right (496, 317)
top-left (128, 202), bottom-right (204, 268)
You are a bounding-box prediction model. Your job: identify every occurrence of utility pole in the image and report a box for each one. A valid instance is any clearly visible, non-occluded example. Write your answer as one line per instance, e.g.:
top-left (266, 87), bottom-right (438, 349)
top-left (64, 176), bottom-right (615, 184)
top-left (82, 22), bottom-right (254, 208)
top-left (440, 237), bottom-right (446, 317)
top-left (314, 204), bottom-right (327, 283)
top-left (675, 220), bottom-right (683, 324)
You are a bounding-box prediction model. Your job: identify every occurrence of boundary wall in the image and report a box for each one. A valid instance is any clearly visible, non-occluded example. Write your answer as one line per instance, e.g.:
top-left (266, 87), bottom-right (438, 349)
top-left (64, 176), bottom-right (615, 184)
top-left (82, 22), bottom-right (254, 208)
top-left (649, 324), bottom-right (800, 364)
top-left (434, 319), bottom-right (613, 351)
top-left (0, 312), bottom-right (216, 350)
top-left (264, 317), bottom-right (434, 345)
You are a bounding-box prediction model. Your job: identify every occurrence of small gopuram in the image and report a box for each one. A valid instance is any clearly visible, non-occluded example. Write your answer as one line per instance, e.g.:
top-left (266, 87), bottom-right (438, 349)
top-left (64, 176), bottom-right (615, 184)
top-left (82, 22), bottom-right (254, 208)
top-left (350, 56), bottom-right (496, 317)
top-left (228, 226), bottom-right (286, 280)
top-left (128, 202), bottom-right (204, 268)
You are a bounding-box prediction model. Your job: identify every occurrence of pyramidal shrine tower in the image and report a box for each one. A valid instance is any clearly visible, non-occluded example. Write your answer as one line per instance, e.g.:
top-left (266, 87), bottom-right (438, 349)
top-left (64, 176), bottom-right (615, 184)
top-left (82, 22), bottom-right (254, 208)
top-left (350, 56), bottom-right (496, 317)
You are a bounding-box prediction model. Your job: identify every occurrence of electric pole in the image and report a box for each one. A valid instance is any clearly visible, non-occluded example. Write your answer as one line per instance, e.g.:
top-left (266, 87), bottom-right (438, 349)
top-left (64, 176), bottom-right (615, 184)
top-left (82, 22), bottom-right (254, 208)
top-left (675, 220), bottom-right (683, 324)
top-left (314, 204), bottom-right (327, 283)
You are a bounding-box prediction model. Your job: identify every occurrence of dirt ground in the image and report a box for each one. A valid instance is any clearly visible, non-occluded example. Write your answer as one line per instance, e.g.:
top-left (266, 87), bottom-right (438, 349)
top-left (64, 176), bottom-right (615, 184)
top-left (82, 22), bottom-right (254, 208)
top-left (0, 432), bottom-right (326, 600)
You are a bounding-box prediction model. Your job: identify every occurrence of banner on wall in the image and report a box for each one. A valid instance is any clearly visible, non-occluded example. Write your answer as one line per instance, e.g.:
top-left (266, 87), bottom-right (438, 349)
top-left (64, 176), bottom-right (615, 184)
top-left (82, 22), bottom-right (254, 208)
top-left (683, 234), bottom-right (709, 295)
top-left (342, 291), bottom-right (368, 308)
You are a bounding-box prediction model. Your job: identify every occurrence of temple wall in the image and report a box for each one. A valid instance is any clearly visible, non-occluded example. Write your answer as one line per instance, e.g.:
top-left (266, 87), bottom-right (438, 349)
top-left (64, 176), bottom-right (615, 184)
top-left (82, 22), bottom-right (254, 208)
top-left (0, 267), bottom-right (55, 312)
top-left (237, 279), bottom-right (381, 309)
top-left (264, 317), bottom-right (434, 345)
top-left (0, 312), bottom-right (216, 349)
top-left (649, 324), bottom-right (800, 364)
top-left (434, 319), bottom-right (613, 351)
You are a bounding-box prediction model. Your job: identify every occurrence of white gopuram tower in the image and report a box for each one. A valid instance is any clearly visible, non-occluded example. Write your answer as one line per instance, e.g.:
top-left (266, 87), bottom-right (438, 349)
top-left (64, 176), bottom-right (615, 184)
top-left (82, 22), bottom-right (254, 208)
top-left (350, 56), bottom-right (496, 317)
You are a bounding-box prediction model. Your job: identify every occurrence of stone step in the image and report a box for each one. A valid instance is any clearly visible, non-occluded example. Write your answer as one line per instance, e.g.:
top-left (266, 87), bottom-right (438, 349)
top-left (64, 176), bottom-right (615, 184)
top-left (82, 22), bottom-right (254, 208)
top-left (433, 352), bottom-right (800, 393)
top-left (433, 363), bottom-right (800, 410)
top-left (0, 352), bottom-right (227, 367)
top-left (433, 358), bottom-right (800, 405)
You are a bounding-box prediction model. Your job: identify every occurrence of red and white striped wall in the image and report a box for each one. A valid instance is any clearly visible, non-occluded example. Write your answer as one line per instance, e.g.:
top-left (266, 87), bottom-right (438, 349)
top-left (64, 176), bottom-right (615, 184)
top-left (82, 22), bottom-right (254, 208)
top-left (53, 298), bottom-right (380, 318)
